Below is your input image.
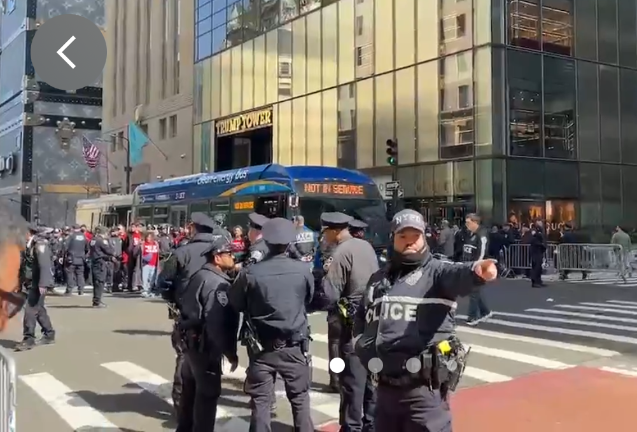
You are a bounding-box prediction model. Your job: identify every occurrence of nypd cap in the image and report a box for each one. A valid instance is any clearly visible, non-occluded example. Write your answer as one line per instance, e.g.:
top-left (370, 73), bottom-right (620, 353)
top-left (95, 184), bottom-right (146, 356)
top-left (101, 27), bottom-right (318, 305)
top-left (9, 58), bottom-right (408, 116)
top-left (72, 224), bottom-right (81, 230)
top-left (261, 217), bottom-right (297, 245)
top-left (201, 236), bottom-right (233, 256)
top-left (248, 212), bottom-right (269, 230)
top-left (391, 209), bottom-right (426, 234)
top-left (320, 212), bottom-right (353, 229)
top-left (190, 212), bottom-right (218, 232)
top-left (349, 219), bottom-right (368, 230)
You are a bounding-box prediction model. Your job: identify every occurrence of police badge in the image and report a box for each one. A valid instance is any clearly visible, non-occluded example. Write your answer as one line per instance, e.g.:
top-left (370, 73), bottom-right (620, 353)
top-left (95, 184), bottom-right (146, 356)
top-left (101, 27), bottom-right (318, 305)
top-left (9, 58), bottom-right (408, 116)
top-left (216, 291), bottom-right (229, 307)
top-left (405, 269), bottom-right (423, 286)
top-left (36, 244), bottom-right (46, 254)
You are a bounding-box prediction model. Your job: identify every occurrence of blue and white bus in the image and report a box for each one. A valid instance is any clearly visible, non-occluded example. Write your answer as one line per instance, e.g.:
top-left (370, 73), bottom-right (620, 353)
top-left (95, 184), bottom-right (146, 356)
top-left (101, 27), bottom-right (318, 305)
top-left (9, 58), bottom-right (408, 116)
top-left (132, 164), bottom-right (390, 249)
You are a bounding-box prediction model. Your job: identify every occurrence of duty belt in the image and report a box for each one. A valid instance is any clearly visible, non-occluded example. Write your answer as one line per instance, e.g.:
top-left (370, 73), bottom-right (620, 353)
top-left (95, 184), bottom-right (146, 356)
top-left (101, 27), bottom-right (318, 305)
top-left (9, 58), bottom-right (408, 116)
top-left (263, 339), bottom-right (301, 351)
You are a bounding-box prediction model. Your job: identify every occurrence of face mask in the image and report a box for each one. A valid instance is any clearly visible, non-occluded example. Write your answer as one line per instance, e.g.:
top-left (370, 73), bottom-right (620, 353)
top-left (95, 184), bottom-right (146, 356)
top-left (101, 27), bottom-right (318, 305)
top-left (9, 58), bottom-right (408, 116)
top-left (391, 246), bottom-right (427, 267)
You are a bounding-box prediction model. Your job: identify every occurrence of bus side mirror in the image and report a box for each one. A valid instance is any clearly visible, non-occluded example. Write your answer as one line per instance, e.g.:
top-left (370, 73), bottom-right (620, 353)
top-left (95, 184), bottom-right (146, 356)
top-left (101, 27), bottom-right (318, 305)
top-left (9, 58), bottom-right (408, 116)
top-left (289, 194), bottom-right (299, 208)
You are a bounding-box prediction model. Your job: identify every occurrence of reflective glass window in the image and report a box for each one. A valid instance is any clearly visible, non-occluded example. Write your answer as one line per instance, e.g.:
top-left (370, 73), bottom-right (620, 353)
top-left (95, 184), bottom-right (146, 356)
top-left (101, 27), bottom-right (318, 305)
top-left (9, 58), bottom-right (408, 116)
top-left (212, 10), bottom-right (226, 27)
top-left (541, 0), bottom-right (573, 55)
top-left (576, 61), bottom-right (599, 161)
top-left (507, 49), bottom-right (541, 157)
top-left (617, 0), bottom-right (637, 68)
top-left (196, 32), bottom-right (212, 61)
top-left (212, 25), bottom-right (228, 53)
top-left (212, 0), bottom-right (227, 14)
top-left (337, 85), bottom-right (357, 169)
top-left (601, 164), bottom-right (621, 228)
top-left (508, 0), bottom-right (540, 50)
top-left (574, 0), bottom-right (597, 61)
top-left (620, 69), bottom-right (637, 164)
top-left (598, 0), bottom-right (618, 64)
top-left (543, 57), bottom-right (575, 159)
top-left (599, 65), bottom-right (620, 163)
top-left (579, 163), bottom-right (601, 229)
top-left (440, 51), bottom-right (474, 159)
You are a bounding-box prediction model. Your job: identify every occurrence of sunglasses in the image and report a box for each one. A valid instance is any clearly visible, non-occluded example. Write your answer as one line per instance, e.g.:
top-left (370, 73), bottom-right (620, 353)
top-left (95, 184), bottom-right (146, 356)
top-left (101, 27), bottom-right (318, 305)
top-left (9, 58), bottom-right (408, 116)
top-left (0, 290), bottom-right (27, 319)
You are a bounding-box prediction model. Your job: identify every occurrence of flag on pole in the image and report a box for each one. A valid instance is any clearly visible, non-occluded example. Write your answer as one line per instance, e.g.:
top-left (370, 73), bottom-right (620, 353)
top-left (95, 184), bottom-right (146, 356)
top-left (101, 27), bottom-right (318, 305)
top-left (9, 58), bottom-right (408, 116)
top-left (128, 121), bottom-right (149, 166)
top-left (82, 135), bottom-right (101, 169)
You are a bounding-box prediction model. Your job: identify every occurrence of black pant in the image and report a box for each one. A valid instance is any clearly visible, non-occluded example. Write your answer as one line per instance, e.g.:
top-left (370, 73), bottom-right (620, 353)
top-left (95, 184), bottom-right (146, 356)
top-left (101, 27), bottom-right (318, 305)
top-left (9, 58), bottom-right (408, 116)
top-left (327, 313), bottom-right (341, 386)
top-left (66, 263), bottom-right (85, 291)
top-left (171, 324), bottom-right (185, 415)
top-left (530, 252), bottom-right (543, 285)
top-left (338, 338), bottom-right (367, 432)
top-left (176, 351), bottom-right (222, 432)
top-left (244, 345), bottom-right (313, 432)
top-left (91, 260), bottom-right (106, 305)
top-left (23, 288), bottom-right (54, 340)
top-left (375, 385), bottom-right (451, 431)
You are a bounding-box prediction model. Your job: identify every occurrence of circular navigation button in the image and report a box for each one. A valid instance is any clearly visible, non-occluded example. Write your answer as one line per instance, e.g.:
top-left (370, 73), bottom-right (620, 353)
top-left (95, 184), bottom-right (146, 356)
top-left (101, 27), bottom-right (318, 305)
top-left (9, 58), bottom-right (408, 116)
top-left (30, 14), bottom-right (107, 91)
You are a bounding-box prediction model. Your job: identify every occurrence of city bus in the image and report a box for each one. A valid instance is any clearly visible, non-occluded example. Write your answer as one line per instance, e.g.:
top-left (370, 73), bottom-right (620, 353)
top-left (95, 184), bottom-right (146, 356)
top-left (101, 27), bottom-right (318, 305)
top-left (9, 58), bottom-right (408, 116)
top-left (76, 194), bottom-right (133, 229)
top-left (132, 164), bottom-right (390, 249)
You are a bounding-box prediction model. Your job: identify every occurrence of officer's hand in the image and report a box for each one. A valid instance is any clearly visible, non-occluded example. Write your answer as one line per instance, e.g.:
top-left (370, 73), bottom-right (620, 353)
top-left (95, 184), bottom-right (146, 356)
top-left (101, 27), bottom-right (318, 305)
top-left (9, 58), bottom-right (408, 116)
top-left (473, 259), bottom-right (498, 281)
top-left (227, 356), bottom-right (239, 372)
top-left (38, 287), bottom-right (46, 295)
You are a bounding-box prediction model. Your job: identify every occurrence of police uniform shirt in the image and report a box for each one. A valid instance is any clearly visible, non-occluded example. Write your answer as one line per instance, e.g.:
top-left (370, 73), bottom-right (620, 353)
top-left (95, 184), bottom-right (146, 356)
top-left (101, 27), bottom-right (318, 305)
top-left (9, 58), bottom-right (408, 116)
top-left (320, 213), bottom-right (379, 305)
top-left (462, 227), bottom-right (488, 262)
top-left (31, 237), bottom-right (54, 288)
top-left (292, 225), bottom-right (317, 258)
top-left (109, 235), bottom-right (123, 257)
top-left (230, 218), bottom-right (314, 341)
top-left (64, 229), bottom-right (88, 264)
top-left (90, 234), bottom-right (115, 260)
top-left (180, 251), bottom-right (240, 359)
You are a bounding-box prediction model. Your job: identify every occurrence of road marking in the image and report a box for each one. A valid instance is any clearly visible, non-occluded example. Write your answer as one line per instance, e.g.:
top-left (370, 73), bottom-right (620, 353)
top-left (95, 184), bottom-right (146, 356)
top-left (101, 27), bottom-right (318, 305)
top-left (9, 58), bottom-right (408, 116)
top-left (493, 311), bottom-right (637, 332)
top-left (607, 300), bottom-right (637, 306)
top-left (555, 304), bottom-right (637, 316)
top-left (102, 361), bottom-right (250, 429)
top-left (466, 344), bottom-right (571, 369)
top-left (57, 36), bottom-right (76, 68)
top-left (20, 372), bottom-right (119, 430)
top-left (463, 367), bottom-right (511, 383)
top-left (526, 308), bottom-right (637, 324)
top-left (578, 302), bottom-right (637, 310)
top-left (456, 314), bottom-right (634, 349)
top-left (599, 366), bottom-right (637, 377)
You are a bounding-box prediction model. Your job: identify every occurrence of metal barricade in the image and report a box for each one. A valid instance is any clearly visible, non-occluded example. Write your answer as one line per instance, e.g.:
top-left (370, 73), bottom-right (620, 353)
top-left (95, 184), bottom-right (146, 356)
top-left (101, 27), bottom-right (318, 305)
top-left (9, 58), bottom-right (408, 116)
top-left (0, 347), bottom-right (16, 432)
top-left (556, 243), bottom-right (628, 282)
top-left (501, 243), bottom-right (558, 276)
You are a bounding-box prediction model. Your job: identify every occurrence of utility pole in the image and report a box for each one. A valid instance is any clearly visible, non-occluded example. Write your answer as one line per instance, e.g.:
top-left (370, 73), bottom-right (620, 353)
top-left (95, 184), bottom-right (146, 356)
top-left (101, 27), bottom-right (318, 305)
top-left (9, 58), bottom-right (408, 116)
top-left (111, 134), bottom-right (132, 194)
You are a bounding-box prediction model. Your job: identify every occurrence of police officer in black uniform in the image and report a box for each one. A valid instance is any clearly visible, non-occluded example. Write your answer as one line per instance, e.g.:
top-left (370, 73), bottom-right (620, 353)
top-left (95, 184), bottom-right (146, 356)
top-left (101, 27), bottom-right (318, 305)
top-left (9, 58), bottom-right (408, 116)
top-left (462, 213), bottom-right (493, 326)
top-left (176, 235), bottom-right (240, 431)
top-left (64, 224), bottom-right (88, 295)
top-left (349, 219), bottom-right (368, 240)
top-left (288, 215), bottom-right (317, 262)
top-left (157, 212), bottom-right (229, 417)
top-left (230, 217), bottom-right (314, 432)
top-left (529, 220), bottom-right (547, 288)
top-left (89, 226), bottom-right (115, 308)
top-left (354, 210), bottom-right (498, 431)
top-left (321, 212), bottom-right (379, 432)
top-left (107, 230), bottom-right (123, 292)
top-left (239, 212), bottom-right (270, 268)
top-left (16, 225), bottom-right (56, 351)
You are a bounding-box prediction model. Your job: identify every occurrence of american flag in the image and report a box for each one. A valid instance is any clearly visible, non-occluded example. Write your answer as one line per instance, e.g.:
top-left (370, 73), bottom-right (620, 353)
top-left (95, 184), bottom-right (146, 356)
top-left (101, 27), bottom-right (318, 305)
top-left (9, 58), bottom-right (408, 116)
top-left (82, 135), bottom-right (101, 169)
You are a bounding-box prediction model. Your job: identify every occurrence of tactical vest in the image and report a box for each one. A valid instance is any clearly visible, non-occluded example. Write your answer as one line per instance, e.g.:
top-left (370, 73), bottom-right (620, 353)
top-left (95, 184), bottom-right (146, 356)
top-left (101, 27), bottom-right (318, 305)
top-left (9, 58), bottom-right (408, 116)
top-left (355, 259), bottom-right (457, 375)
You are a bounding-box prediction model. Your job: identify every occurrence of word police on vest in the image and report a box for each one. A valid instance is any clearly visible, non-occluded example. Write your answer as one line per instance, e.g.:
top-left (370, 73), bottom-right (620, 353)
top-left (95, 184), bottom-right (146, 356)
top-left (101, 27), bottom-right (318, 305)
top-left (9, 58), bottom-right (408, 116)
top-left (391, 209), bottom-right (426, 233)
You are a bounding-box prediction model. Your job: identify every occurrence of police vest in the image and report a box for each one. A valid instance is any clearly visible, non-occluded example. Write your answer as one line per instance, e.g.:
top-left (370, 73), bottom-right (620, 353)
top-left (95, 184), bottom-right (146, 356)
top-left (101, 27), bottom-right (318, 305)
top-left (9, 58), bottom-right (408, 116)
top-left (295, 229), bottom-right (315, 255)
top-left (355, 262), bottom-right (457, 374)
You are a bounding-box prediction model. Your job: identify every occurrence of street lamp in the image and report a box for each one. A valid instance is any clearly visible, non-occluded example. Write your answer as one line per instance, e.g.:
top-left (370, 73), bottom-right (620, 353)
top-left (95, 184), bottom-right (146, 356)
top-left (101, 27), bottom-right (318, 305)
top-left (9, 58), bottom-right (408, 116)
top-left (109, 134), bottom-right (132, 195)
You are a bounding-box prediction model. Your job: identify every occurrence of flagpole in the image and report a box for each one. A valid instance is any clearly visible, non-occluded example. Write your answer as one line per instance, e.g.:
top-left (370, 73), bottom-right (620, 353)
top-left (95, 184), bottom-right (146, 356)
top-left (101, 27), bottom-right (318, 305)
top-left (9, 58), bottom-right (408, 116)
top-left (125, 129), bottom-right (132, 195)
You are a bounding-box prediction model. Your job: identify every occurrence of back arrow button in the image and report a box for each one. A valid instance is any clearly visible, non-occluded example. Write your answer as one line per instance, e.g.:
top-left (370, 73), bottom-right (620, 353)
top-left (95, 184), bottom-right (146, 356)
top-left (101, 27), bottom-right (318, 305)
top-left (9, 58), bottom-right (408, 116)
top-left (57, 36), bottom-right (76, 69)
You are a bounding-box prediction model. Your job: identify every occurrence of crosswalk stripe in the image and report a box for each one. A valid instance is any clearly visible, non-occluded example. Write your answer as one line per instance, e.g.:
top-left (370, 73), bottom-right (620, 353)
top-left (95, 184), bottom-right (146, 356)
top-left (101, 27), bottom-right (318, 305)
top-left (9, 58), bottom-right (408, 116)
top-left (493, 311), bottom-right (637, 332)
top-left (606, 300), bottom-right (637, 306)
top-left (456, 314), bottom-right (637, 345)
top-left (20, 372), bottom-right (120, 430)
top-left (466, 344), bottom-right (571, 370)
top-left (456, 324), bottom-right (620, 356)
top-left (555, 304), bottom-right (637, 316)
top-left (579, 302), bottom-right (637, 310)
top-left (463, 367), bottom-right (511, 383)
top-left (599, 366), bottom-right (637, 378)
top-left (525, 308), bottom-right (637, 324)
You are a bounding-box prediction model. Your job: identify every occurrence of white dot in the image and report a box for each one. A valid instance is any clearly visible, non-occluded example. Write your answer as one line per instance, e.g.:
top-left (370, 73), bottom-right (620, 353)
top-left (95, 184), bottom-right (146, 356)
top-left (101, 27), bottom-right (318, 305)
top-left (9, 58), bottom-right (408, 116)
top-left (405, 357), bottom-right (422, 373)
top-left (329, 357), bottom-right (345, 374)
top-left (368, 357), bottom-right (384, 373)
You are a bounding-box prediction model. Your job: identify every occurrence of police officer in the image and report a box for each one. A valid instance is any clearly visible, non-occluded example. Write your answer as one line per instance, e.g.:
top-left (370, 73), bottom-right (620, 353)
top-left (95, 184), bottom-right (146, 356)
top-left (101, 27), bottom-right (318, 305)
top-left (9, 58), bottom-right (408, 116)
top-left (157, 225), bottom-right (172, 255)
top-left (176, 235), bottom-right (240, 431)
top-left (16, 225), bottom-right (56, 351)
top-left (156, 212), bottom-right (228, 417)
top-left (64, 224), bottom-right (88, 296)
top-left (89, 227), bottom-right (115, 308)
top-left (238, 212), bottom-right (270, 268)
top-left (349, 219), bottom-right (368, 240)
top-left (288, 215), bottom-right (317, 262)
top-left (354, 210), bottom-right (498, 431)
top-left (462, 213), bottom-right (493, 326)
top-left (320, 212), bottom-right (379, 431)
top-left (529, 220), bottom-right (547, 288)
top-left (230, 218), bottom-right (314, 432)
top-left (108, 229), bottom-right (123, 292)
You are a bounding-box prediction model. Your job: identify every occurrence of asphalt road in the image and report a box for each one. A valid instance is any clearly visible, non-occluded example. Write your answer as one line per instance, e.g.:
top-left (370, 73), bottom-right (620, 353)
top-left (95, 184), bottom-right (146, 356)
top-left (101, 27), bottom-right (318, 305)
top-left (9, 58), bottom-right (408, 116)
top-left (3, 277), bottom-right (637, 431)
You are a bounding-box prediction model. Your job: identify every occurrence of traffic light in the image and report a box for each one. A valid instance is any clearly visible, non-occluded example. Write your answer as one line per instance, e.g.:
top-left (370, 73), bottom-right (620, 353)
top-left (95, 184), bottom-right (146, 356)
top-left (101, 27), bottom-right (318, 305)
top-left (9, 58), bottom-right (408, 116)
top-left (386, 139), bottom-right (398, 166)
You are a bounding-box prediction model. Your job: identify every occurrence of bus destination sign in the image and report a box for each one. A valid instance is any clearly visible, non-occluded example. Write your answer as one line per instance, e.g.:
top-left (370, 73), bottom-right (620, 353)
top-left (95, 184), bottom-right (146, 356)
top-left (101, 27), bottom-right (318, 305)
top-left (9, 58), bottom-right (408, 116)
top-left (233, 200), bottom-right (255, 211)
top-left (302, 182), bottom-right (365, 196)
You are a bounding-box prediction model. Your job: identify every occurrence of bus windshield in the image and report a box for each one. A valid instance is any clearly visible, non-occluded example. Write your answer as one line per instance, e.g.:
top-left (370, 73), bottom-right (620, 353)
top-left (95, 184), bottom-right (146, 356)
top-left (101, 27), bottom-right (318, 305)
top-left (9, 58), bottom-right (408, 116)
top-left (299, 197), bottom-right (390, 249)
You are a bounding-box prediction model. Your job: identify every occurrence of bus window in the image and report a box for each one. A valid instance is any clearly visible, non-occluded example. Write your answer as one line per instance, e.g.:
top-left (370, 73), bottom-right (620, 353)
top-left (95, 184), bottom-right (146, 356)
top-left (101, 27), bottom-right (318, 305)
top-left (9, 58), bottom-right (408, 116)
top-left (170, 206), bottom-right (188, 228)
top-left (137, 206), bottom-right (152, 223)
top-left (210, 198), bottom-right (230, 228)
top-left (255, 195), bottom-right (286, 218)
top-left (101, 213), bottom-right (118, 228)
top-left (153, 205), bottom-right (169, 225)
top-left (189, 200), bottom-right (210, 214)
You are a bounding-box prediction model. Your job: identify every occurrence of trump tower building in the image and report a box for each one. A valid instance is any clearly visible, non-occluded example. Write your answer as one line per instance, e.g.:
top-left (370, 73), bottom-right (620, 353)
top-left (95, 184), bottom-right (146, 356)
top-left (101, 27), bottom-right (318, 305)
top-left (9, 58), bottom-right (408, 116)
top-left (193, 0), bottom-right (637, 236)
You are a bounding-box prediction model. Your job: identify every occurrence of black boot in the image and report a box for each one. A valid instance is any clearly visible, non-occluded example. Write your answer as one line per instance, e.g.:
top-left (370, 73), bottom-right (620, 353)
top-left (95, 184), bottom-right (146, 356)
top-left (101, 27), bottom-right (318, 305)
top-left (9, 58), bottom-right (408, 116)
top-left (15, 339), bottom-right (36, 352)
top-left (37, 335), bottom-right (55, 346)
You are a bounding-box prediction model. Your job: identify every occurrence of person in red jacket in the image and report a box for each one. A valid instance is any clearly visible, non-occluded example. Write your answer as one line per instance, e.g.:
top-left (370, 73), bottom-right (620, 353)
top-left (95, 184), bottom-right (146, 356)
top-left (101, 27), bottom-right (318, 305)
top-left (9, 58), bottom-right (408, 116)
top-left (140, 232), bottom-right (160, 298)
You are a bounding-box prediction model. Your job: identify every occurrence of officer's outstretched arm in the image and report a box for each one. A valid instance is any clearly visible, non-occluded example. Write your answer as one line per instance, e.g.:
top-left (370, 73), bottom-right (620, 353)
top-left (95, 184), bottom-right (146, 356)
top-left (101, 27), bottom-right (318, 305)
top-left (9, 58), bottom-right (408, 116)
top-left (228, 270), bottom-right (249, 312)
top-left (434, 259), bottom-right (488, 298)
